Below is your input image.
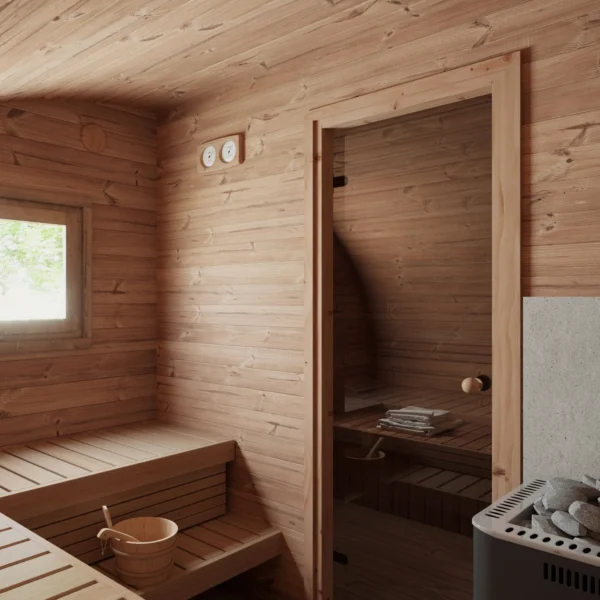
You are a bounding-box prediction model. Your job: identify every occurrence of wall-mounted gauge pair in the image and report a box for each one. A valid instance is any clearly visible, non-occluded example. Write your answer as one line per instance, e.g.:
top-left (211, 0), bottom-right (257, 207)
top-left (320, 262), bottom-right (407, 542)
top-left (200, 135), bottom-right (244, 170)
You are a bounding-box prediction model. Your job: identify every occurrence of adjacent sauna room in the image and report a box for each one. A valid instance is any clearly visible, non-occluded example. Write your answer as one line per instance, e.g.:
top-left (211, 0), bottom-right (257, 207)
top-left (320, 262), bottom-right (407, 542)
top-left (332, 97), bottom-right (493, 600)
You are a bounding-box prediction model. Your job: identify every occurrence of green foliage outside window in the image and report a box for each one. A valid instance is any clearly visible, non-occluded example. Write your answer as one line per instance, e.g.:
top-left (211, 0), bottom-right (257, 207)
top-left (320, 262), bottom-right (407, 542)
top-left (0, 219), bottom-right (65, 296)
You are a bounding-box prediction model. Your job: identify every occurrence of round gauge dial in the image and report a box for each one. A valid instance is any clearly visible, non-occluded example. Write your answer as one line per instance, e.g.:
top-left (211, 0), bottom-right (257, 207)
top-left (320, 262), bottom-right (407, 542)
top-left (221, 140), bottom-right (237, 164)
top-left (202, 145), bottom-right (216, 168)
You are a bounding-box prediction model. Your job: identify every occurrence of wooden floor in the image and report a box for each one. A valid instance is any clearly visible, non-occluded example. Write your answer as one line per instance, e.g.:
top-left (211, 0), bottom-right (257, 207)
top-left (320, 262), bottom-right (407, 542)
top-left (337, 386), bottom-right (491, 459)
top-left (334, 502), bottom-right (472, 600)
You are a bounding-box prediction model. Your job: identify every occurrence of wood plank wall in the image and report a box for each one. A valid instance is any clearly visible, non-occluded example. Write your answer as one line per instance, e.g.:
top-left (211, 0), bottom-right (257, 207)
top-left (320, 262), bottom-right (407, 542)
top-left (333, 97), bottom-right (492, 393)
top-left (0, 101), bottom-right (157, 446)
top-left (157, 2), bottom-right (600, 597)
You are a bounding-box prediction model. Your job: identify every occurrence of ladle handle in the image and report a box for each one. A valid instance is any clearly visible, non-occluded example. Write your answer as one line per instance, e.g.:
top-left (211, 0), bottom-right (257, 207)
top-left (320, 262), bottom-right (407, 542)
top-left (365, 437), bottom-right (384, 459)
top-left (102, 505), bottom-right (113, 528)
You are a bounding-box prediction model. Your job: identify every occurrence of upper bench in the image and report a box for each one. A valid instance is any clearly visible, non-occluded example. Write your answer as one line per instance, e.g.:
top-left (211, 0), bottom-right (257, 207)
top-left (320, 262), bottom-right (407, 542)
top-left (0, 420), bottom-right (235, 522)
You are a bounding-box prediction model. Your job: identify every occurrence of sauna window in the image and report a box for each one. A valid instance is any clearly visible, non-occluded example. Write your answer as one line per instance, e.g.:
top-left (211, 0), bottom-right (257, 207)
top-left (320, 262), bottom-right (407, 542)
top-left (0, 197), bottom-right (90, 351)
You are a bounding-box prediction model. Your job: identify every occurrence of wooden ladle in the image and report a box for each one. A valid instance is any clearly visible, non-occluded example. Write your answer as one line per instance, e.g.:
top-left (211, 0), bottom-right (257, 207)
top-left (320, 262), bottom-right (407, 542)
top-left (98, 505), bottom-right (139, 543)
top-left (365, 436), bottom-right (384, 459)
top-left (97, 527), bottom-right (140, 543)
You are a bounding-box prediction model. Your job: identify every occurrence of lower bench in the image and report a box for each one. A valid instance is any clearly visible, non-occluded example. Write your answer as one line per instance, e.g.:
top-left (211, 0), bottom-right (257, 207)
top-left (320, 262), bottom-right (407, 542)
top-left (0, 422), bottom-right (283, 599)
top-left (96, 514), bottom-right (282, 600)
top-left (389, 464), bottom-right (491, 535)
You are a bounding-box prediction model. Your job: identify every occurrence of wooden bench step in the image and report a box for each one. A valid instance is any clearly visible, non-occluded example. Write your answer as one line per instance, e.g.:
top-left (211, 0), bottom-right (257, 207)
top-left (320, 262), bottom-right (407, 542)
top-left (393, 464), bottom-right (492, 503)
top-left (31, 464), bottom-right (228, 566)
top-left (0, 422), bottom-right (283, 599)
top-left (390, 464), bottom-right (490, 535)
top-left (94, 514), bottom-right (283, 600)
top-left (336, 386), bottom-right (492, 462)
top-left (0, 512), bottom-right (142, 600)
top-left (0, 421), bottom-right (235, 522)
top-left (335, 447), bottom-right (490, 536)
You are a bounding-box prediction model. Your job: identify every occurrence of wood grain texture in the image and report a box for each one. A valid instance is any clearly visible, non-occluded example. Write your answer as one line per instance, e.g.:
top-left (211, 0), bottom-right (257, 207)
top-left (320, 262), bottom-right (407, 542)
top-left (0, 512), bottom-right (142, 599)
top-left (491, 52), bottom-right (522, 500)
top-left (149, 3), bottom-right (599, 598)
top-left (0, 421), bottom-right (234, 523)
top-left (0, 101), bottom-right (157, 445)
top-left (335, 388), bottom-right (492, 462)
top-left (93, 514), bottom-right (281, 600)
top-left (307, 52), bottom-right (519, 596)
top-left (0, 477), bottom-right (280, 600)
top-left (333, 97), bottom-right (492, 394)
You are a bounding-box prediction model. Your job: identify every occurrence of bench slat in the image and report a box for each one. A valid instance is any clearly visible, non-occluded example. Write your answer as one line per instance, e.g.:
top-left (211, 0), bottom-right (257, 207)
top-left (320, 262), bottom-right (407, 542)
top-left (0, 528), bottom-right (28, 549)
top-left (55, 583), bottom-right (127, 600)
top-left (201, 520), bottom-right (256, 544)
top-left (30, 442), bottom-right (110, 473)
top-left (0, 422), bottom-right (235, 522)
top-left (0, 467), bottom-right (36, 493)
top-left (0, 567), bottom-right (94, 600)
top-left (50, 438), bottom-right (136, 467)
top-left (72, 434), bottom-right (158, 461)
top-left (2, 447), bottom-right (89, 478)
top-left (174, 547), bottom-right (204, 570)
top-left (114, 425), bottom-right (208, 451)
top-left (0, 539), bottom-right (46, 568)
top-left (0, 453), bottom-right (62, 485)
top-left (86, 431), bottom-right (166, 456)
top-left (218, 513), bottom-right (276, 536)
top-left (0, 553), bottom-right (71, 593)
top-left (177, 533), bottom-right (222, 561)
top-left (184, 525), bottom-right (240, 552)
top-left (0, 514), bottom-right (141, 599)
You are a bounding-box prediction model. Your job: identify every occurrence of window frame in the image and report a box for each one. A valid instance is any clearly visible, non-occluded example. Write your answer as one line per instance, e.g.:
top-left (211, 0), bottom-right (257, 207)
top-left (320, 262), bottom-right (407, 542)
top-left (0, 196), bottom-right (92, 354)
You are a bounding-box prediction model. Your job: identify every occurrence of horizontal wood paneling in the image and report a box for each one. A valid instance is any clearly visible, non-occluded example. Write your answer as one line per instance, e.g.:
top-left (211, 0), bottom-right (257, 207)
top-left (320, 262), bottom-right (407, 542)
top-left (0, 101), bottom-right (157, 445)
top-left (333, 98), bottom-right (492, 393)
top-left (154, 2), bottom-right (600, 598)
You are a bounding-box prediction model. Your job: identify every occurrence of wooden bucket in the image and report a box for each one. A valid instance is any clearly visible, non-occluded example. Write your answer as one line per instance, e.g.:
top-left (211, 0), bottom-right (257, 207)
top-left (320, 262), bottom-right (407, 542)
top-left (102, 517), bottom-right (178, 588)
top-left (344, 447), bottom-right (386, 509)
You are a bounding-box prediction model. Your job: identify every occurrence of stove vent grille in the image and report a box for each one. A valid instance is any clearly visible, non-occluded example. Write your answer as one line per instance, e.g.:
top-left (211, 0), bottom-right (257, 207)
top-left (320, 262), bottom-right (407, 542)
top-left (484, 479), bottom-right (545, 519)
top-left (544, 561), bottom-right (600, 594)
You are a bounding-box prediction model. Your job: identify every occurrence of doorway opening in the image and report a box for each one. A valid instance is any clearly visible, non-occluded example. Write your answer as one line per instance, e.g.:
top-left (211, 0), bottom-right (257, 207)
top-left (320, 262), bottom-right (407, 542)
top-left (333, 95), bottom-right (491, 599)
top-left (305, 53), bottom-right (521, 600)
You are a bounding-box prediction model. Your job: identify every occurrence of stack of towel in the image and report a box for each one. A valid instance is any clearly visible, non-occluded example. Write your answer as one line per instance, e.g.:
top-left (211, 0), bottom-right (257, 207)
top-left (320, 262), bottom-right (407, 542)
top-left (377, 406), bottom-right (463, 437)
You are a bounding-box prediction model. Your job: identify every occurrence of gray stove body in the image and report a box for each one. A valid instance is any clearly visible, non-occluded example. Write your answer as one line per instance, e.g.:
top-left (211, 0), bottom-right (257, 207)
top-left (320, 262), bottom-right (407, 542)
top-left (473, 480), bottom-right (600, 599)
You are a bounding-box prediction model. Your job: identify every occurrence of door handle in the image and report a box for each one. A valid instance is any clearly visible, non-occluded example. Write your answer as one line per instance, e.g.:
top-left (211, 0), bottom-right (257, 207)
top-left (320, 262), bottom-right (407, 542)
top-left (462, 375), bottom-right (491, 393)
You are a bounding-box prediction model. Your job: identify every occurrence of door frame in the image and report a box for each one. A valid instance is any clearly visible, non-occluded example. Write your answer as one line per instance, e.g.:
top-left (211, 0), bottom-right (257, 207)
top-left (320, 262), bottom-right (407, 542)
top-left (304, 52), bottom-right (522, 599)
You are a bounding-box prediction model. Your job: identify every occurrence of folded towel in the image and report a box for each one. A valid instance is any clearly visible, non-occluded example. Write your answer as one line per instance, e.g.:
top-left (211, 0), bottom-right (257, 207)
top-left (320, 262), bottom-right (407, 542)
top-left (385, 406), bottom-right (450, 425)
top-left (378, 417), bottom-right (464, 437)
top-left (378, 418), bottom-right (436, 431)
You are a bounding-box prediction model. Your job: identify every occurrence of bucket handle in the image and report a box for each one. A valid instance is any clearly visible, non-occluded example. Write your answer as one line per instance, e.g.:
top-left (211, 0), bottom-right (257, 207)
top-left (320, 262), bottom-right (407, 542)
top-left (97, 528), bottom-right (140, 543)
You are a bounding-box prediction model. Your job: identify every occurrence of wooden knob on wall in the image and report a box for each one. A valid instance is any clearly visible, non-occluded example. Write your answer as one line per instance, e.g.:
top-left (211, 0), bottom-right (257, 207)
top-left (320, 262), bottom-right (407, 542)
top-left (462, 377), bottom-right (483, 394)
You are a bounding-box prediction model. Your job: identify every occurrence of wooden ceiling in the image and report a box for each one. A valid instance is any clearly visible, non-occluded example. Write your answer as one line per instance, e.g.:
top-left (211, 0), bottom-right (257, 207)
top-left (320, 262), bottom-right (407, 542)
top-left (0, 0), bottom-right (414, 110)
